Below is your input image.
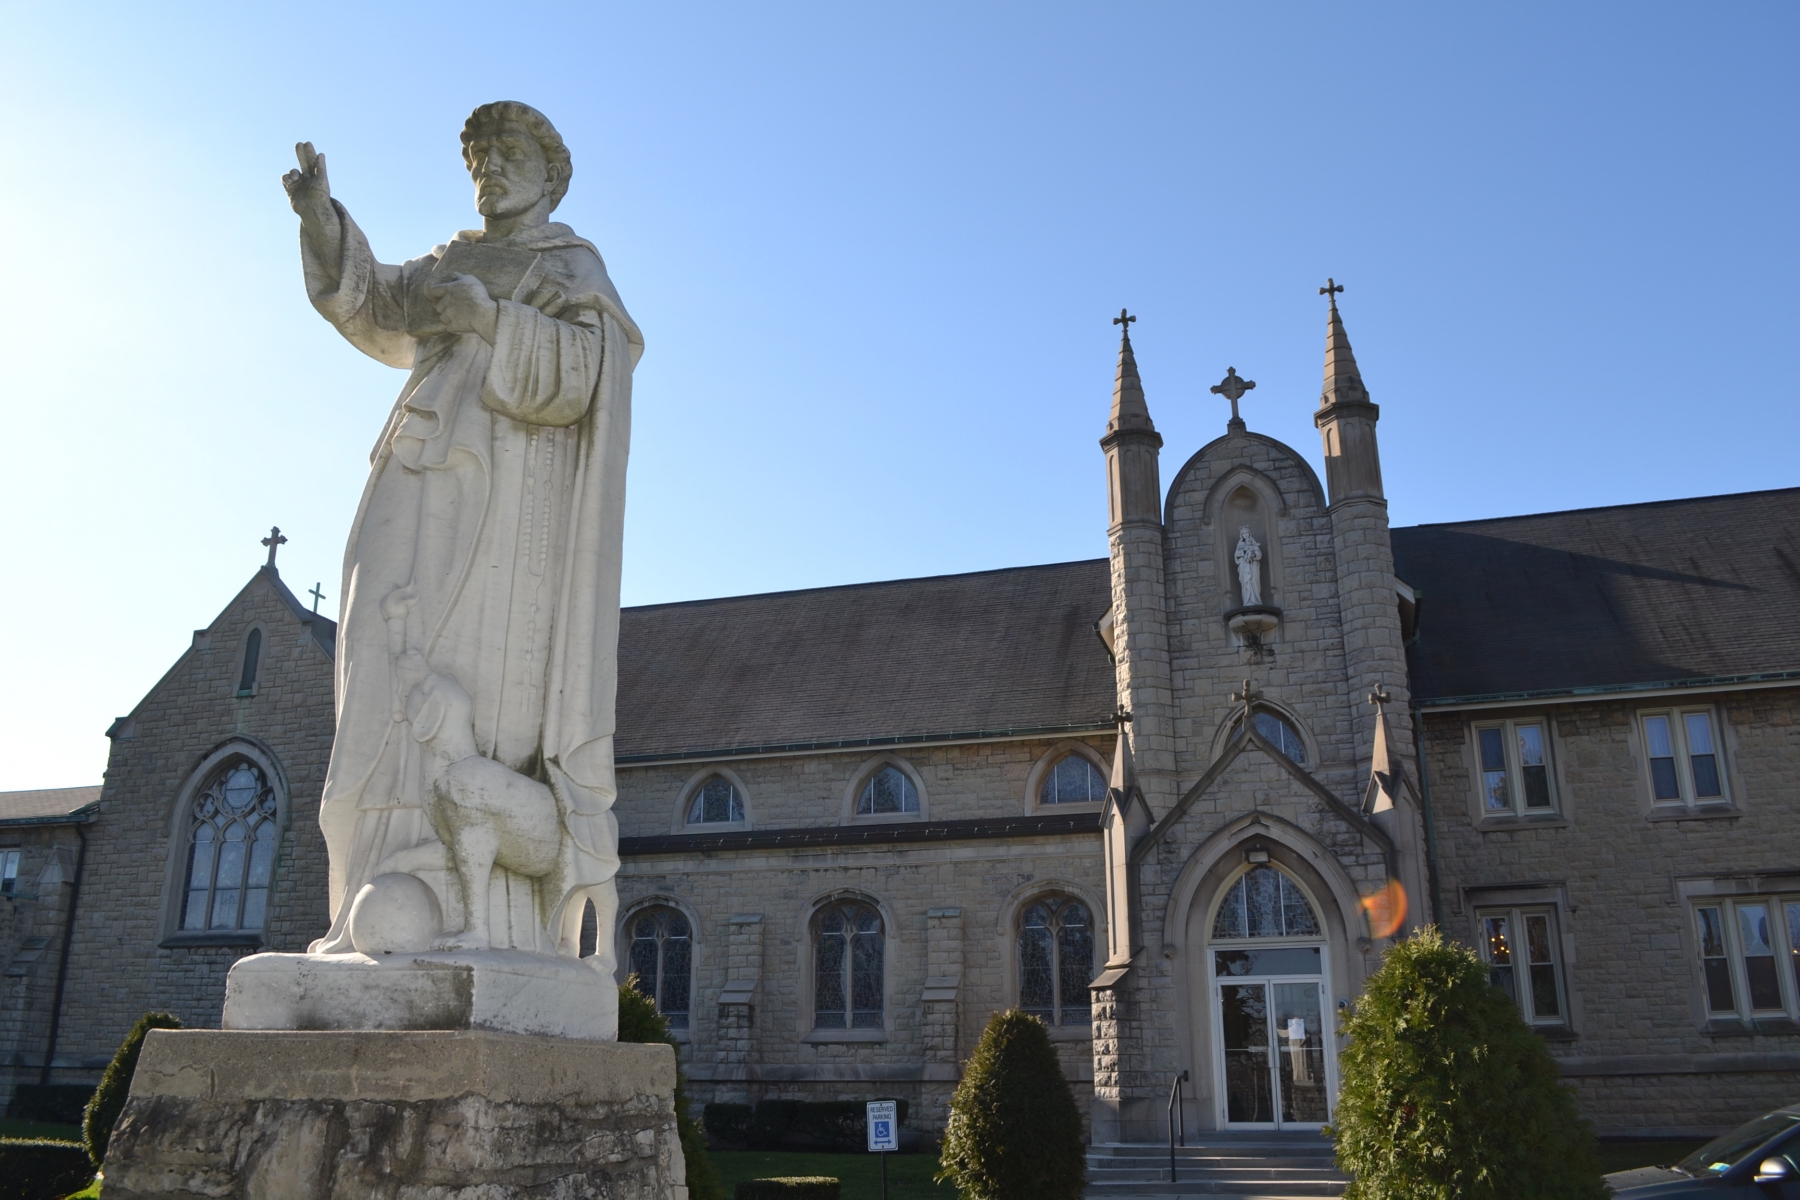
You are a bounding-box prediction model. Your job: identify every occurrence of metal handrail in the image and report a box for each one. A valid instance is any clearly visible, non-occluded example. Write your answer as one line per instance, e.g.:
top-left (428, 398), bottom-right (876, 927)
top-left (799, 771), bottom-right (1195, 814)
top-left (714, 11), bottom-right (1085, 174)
top-left (1167, 1069), bottom-right (1189, 1182)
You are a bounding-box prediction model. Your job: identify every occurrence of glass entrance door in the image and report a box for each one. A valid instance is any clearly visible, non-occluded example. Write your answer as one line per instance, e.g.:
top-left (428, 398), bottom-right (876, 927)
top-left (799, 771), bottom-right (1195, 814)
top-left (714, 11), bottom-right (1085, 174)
top-left (1214, 948), bottom-right (1331, 1128)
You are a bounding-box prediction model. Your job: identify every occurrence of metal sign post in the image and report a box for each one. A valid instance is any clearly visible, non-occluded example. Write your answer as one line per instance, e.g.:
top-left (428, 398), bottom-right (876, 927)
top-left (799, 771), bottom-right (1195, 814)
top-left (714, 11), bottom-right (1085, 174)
top-left (866, 1099), bottom-right (898, 1200)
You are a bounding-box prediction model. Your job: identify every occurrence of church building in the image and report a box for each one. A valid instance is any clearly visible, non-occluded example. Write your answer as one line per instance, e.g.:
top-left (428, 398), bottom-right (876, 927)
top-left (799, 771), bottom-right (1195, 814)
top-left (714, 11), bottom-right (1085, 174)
top-left (5, 292), bottom-right (1799, 1144)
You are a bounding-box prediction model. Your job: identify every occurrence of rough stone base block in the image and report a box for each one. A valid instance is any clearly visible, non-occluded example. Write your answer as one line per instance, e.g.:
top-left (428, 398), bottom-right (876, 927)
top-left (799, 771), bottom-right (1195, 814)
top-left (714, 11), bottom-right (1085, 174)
top-left (103, 1029), bottom-right (688, 1200)
top-left (222, 949), bottom-right (618, 1041)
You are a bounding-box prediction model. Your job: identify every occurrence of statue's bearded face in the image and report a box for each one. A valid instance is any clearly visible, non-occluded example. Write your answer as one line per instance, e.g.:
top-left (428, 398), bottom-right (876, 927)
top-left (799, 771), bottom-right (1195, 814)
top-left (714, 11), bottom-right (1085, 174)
top-left (466, 121), bottom-right (554, 218)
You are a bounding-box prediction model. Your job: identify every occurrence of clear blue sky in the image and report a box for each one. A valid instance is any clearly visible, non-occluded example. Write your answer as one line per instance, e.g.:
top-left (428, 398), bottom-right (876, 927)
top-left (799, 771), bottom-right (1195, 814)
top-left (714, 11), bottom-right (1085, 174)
top-left (1, 3), bottom-right (1795, 789)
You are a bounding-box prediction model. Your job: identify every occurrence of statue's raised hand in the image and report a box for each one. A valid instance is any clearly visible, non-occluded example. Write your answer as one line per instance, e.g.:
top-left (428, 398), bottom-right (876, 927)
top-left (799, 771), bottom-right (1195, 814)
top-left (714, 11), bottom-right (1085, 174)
top-left (283, 142), bottom-right (340, 246)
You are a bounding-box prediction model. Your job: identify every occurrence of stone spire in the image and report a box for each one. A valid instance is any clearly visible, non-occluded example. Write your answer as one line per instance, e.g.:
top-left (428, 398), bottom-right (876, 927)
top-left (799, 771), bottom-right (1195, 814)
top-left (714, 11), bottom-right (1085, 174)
top-left (1106, 309), bottom-right (1155, 437)
top-left (1317, 278), bottom-right (1369, 411)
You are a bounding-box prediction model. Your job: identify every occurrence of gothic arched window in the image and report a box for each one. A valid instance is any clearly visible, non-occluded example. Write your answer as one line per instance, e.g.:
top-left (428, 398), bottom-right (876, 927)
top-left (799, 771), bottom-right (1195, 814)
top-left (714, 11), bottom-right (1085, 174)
top-left (1019, 895), bottom-right (1094, 1026)
top-left (814, 899), bottom-right (884, 1029)
top-left (1232, 710), bottom-right (1307, 764)
top-left (1211, 865), bottom-right (1321, 940)
top-left (686, 776), bottom-right (744, 824)
top-left (627, 907), bottom-right (692, 1028)
top-left (180, 760), bottom-right (279, 933)
top-left (1039, 754), bottom-right (1107, 805)
top-left (236, 629), bottom-right (262, 696)
top-left (857, 766), bottom-right (918, 816)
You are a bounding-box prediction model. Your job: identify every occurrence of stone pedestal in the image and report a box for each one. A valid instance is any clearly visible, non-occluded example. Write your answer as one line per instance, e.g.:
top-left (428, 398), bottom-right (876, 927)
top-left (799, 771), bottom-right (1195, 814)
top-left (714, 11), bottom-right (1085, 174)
top-left (102, 1029), bottom-right (688, 1200)
top-left (222, 950), bottom-right (618, 1041)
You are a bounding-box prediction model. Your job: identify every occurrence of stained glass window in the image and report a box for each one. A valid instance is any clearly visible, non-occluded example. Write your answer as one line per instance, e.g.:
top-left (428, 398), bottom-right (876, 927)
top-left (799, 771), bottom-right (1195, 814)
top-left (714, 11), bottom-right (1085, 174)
top-left (180, 760), bottom-right (278, 933)
top-left (627, 908), bottom-right (692, 1028)
top-left (687, 776), bottom-right (745, 824)
top-left (1019, 896), bottom-right (1094, 1026)
top-left (1039, 755), bottom-right (1108, 805)
top-left (1211, 866), bottom-right (1321, 940)
top-left (814, 900), bottom-right (884, 1028)
top-left (1231, 711), bottom-right (1306, 764)
top-left (857, 767), bottom-right (919, 816)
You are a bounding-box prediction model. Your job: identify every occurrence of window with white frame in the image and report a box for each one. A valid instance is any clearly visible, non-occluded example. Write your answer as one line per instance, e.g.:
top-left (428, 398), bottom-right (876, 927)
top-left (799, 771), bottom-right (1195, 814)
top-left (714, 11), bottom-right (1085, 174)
top-left (1478, 907), bottom-right (1567, 1025)
top-left (0, 849), bottom-right (18, 896)
top-left (1641, 708), bottom-right (1728, 806)
top-left (1472, 718), bottom-right (1555, 815)
top-left (686, 775), bottom-right (744, 824)
top-left (1693, 898), bottom-right (1800, 1019)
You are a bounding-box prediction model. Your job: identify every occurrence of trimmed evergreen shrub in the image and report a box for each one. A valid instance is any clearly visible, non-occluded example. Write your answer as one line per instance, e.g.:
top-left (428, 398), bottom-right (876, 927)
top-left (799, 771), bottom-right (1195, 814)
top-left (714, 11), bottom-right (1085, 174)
top-left (704, 1101), bottom-right (754, 1146)
top-left (733, 1178), bottom-right (840, 1200)
top-left (0, 1137), bottom-right (93, 1200)
top-left (4, 1084), bottom-right (95, 1127)
top-left (84, 1010), bottom-right (181, 1169)
top-left (937, 1009), bottom-right (1085, 1200)
top-left (1330, 927), bottom-right (1606, 1200)
top-left (619, 980), bottom-right (723, 1200)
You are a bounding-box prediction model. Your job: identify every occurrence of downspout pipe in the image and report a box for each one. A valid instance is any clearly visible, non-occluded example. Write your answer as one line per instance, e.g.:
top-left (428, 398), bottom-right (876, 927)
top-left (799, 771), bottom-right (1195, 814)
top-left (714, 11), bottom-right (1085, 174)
top-left (1410, 707), bottom-right (1443, 928)
top-left (40, 823), bottom-right (89, 1085)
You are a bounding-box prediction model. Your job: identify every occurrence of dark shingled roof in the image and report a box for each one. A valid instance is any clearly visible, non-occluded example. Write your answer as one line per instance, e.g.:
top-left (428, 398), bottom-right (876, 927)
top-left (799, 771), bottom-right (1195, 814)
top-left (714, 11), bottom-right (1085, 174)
top-left (0, 785), bottom-right (102, 826)
top-left (1392, 487), bottom-right (1800, 703)
top-left (614, 559), bottom-right (1116, 760)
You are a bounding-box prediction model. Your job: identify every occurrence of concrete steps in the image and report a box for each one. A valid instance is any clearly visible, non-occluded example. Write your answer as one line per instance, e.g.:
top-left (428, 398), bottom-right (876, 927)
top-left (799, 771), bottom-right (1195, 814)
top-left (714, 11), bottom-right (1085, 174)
top-left (1085, 1135), bottom-right (1348, 1199)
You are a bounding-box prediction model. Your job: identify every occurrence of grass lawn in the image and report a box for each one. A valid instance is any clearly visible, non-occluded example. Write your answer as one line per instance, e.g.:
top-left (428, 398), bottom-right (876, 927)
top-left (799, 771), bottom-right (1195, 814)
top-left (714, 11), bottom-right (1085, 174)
top-left (1594, 1139), bottom-right (1709, 1174)
top-left (710, 1150), bottom-right (957, 1199)
top-left (0, 1118), bottom-right (82, 1141)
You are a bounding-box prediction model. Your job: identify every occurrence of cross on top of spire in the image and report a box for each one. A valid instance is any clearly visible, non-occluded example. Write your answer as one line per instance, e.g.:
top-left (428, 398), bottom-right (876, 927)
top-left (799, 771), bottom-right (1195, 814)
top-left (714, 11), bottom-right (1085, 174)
top-left (1210, 366), bottom-right (1256, 428)
top-left (310, 582), bottom-right (327, 614)
top-left (262, 526), bottom-right (287, 567)
top-left (1320, 278), bottom-right (1344, 306)
top-left (1113, 308), bottom-right (1135, 334)
top-left (1369, 683), bottom-right (1392, 708)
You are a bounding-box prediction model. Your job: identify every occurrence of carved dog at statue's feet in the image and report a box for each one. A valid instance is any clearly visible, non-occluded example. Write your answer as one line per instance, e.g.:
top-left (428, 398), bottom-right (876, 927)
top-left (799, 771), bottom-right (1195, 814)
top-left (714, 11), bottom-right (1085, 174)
top-left (407, 673), bottom-right (560, 950)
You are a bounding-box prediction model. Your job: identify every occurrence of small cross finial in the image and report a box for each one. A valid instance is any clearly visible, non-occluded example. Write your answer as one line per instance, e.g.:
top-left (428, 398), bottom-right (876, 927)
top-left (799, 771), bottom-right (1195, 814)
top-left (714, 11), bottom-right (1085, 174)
top-left (1210, 366), bottom-right (1257, 426)
top-left (309, 582), bottom-right (327, 614)
top-left (1230, 678), bottom-right (1261, 708)
top-left (1320, 278), bottom-right (1344, 305)
top-left (1111, 706), bottom-right (1134, 727)
top-left (1369, 679), bottom-right (1392, 708)
top-left (261, 526), bottom-right (288, 567)
top-left (1113, 308), bottom-right (1136, 334)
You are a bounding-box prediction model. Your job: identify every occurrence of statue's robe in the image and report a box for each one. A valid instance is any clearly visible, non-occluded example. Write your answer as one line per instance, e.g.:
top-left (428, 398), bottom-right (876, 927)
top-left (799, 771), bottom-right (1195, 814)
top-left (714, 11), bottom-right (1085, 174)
top-left (302, 204), bottom-right (642, 960)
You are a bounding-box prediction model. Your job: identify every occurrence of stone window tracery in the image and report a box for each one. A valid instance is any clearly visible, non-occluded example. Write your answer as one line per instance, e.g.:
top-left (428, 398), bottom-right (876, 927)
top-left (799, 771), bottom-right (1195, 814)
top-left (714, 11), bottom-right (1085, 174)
top-left (1039, 755), bottom-right (1107, 805)
top-left (1211, 865), bottom-right (1321, 940)
top-left (686, 775), bottom-right (745, 824)
top-left (813, 899), bottom-right (884, 1029)
top-left (1019, 895), bottom-right (1093, 1025)
top-left (857, 766), bottom-right (918, 816)
top-left (180, 760), bottom-right (279, 933)
top-left (626, 907), bottom-right (692, 1028)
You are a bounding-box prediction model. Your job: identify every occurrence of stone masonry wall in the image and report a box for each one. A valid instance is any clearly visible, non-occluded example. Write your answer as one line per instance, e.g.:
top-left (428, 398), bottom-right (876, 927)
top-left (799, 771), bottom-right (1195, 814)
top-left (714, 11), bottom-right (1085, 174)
top-left (12, 571), bottom-right (335, 1097)
top-left (1423, 687), bottom-right (1800, 1135)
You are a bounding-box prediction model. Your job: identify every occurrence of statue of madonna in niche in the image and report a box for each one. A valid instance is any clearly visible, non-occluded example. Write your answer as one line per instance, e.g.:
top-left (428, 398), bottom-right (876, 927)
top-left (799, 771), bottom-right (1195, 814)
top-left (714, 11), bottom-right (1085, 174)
top-left (1235, 525), bottom-right (1264, 607)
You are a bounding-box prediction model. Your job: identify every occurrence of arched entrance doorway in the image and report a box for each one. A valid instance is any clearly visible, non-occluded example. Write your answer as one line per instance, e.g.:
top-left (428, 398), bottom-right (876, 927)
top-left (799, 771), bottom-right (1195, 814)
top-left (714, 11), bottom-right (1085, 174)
top-left (1206, 863), bottom-right (1335, 1129)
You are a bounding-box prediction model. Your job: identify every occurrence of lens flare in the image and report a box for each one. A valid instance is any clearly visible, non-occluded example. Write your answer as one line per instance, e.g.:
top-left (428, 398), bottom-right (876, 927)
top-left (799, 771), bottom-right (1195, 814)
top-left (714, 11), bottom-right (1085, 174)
top-left (1360, 879), bottom-right (1408, 939)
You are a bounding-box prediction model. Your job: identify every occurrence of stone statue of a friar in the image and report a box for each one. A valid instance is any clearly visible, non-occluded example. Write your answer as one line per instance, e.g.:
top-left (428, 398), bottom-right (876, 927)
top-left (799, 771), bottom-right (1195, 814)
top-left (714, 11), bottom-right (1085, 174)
top-left (231, 102), bottom-right (641, 1039)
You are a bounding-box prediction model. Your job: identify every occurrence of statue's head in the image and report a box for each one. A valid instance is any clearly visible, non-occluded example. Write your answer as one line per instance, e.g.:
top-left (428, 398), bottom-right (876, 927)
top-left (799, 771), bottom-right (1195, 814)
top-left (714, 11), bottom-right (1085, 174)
top-left (1238, 525), bottom-right (1254, 542)
top-left (460, 101), bottom-right (572, 218)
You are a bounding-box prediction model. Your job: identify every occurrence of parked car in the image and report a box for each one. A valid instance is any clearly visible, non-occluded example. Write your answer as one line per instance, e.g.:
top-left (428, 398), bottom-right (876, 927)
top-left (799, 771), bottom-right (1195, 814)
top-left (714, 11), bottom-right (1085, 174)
top-left (1608, 1104), bottom-right (1800, 1197)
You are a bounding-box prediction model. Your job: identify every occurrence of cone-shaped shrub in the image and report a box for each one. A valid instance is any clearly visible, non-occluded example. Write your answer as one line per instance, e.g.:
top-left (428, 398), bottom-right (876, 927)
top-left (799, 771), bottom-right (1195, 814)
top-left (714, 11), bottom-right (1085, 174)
top-left (937, 1009), bottom-right (1085, 1200)
top-left (1331, 928), bottom-right (1605, 1200)
top-left (619, 979), bottom-right (723, 1200)
top-left (84, 1011), bottom-right (181, 1168)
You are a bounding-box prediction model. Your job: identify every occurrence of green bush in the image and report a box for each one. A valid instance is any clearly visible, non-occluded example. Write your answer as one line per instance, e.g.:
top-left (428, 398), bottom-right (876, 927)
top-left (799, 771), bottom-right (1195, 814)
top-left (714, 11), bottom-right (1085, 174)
top-left (0, 1137), bottom-right (94, 1200)
top-left (619, 980), bottom-right (723, 1200)
top-left (704, 1101), bottom-right (754, 1146)
top-left (937, 1009), bottom-right (1085, 1200)
top-left (1330, 927), bottom-right (1606, 1200)
top-left (733, 1178), bottom-right (841, 1200)
top-left (85, 1010), bottom-right (181, 1169)
top-left (4, 1085), bottom-right (95, 1127)
top-left (750, 1099), bottom-right (801, 1149)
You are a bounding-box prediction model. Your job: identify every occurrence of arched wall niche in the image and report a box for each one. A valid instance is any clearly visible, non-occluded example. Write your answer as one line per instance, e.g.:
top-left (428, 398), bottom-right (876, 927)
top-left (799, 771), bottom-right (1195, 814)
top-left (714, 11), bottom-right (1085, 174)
top-left (1200, 467), bottom-right (1287, 616)
top-left (1164, 430), bottom-right (1327, 526)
